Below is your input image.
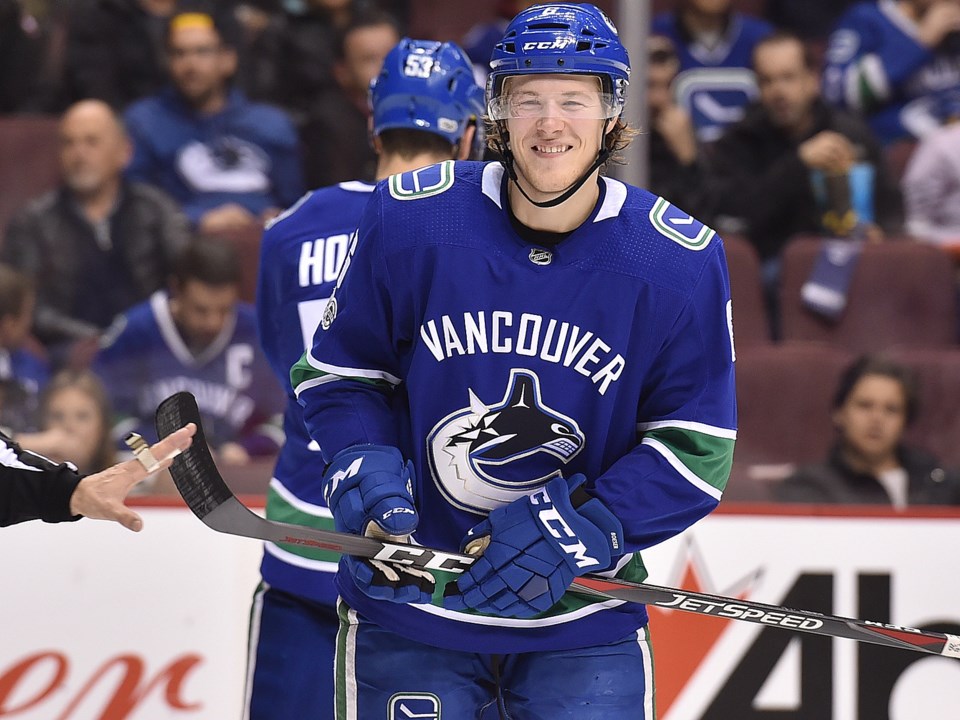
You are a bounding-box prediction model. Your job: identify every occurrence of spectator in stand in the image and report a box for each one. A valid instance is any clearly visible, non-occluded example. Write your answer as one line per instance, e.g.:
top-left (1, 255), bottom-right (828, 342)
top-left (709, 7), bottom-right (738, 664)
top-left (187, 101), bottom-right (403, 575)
top-left (1, 100), bottom-right (189, 359)
top-left (124, 7), bottom-right (305, 234)
top-left (25, 369), bottom-right (116, 475)
top-left (61, 0), bottom-right (181, 110)
top-left (298, 9), bottom-right (401, 188)
top-left (647, 34), bottom-right (709, 217)
top-left (652, 0), bottom-right (773, 142)
top-left (246, 0), bottom-right (354, 122)
top-left (707, 33), bottom-right (902, 271)
top-left (901, 95), bottom-right (960, 250)
top-left (0, 265), bottom-right (48, 435)
top-left (92, 239), bottom-right (284, 467)
top-left (822, 0), bottom-right (960, 145)
top-left (775, 355), bottom-right (960, 506)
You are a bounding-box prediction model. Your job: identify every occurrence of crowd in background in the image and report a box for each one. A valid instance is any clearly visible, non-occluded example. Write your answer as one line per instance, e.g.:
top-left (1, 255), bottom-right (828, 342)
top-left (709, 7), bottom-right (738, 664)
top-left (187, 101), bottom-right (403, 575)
top-left (1, 0), bottom-right (959, 505)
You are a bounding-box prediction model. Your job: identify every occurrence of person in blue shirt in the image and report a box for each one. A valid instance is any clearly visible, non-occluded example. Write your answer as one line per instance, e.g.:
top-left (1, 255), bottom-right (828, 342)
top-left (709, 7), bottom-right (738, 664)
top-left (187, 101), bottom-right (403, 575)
top-left (93, 238), bottom-right (283, 465)
top-left (291, 4), bottom-right (737, 718)
top-left (653, 0), bottom-right (774, 141)
top-left (248, 37), bottom-right (485, 720)
top-left (822, 0), bottom-right (960, 144)
top-left (124, 9), bottom-right (305, 234)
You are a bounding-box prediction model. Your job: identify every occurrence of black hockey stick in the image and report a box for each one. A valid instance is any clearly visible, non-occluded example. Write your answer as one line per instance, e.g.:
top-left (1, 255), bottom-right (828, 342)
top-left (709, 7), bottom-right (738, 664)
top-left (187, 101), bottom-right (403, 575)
top-left (154, 391), bottom-right (960, 659)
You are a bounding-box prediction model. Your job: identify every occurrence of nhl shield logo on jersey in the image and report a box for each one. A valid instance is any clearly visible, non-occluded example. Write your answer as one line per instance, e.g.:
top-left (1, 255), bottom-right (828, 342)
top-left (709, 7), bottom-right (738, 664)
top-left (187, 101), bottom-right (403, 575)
top-left (427, 368), bottom-right (585, 514)
top-left (528, 247), bottom-right (552, 265)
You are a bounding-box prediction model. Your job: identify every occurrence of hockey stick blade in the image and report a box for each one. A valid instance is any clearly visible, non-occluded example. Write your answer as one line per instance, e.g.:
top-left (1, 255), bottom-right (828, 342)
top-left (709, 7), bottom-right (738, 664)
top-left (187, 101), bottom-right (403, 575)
top-left (155, 391), bottom-right (960, 659)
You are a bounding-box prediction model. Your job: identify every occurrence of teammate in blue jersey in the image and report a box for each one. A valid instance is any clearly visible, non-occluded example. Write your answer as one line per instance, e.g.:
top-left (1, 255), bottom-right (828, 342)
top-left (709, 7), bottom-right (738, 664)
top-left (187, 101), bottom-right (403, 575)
top-left (291, 4), bottom-right (737, 718)
top-left (248, 38), bottom-right (485, 720)
top-left (93, 239), bottom-right (283, 463)
top-left (652, 0), bottom-right (773, 141)
top-left (822, 0), bottom-right (960, 144)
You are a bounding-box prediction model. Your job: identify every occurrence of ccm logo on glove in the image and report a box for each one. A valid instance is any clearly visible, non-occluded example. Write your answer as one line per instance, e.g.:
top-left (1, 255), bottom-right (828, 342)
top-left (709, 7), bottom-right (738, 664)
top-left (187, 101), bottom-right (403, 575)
top-left (531, 485), bottom-right (614, 569)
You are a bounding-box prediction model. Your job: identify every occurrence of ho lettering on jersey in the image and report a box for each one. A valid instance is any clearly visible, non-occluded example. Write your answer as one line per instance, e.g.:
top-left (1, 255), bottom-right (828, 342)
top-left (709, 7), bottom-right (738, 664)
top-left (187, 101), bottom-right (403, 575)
top-left (298, 232), bottom-right (353, 288)
top-left (419, 310), bottom-right (625, 396)
top-left (427, 368), bottom-right (584, 514)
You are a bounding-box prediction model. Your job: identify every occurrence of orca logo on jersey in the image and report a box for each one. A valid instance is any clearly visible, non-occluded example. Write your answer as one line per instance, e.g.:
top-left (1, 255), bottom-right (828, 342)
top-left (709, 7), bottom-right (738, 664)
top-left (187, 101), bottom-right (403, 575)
top-left (427, 368), bottom-right (585, 513)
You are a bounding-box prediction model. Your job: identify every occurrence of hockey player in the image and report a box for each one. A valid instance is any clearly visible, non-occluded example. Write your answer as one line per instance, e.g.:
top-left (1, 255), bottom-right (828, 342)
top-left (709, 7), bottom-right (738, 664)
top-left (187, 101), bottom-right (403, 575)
top-left (822, 0), bottom-right (960, 144)
top-left (292, 4), bottom-right (737, 718)
top-left (247, 38), bottom-right (484, 720)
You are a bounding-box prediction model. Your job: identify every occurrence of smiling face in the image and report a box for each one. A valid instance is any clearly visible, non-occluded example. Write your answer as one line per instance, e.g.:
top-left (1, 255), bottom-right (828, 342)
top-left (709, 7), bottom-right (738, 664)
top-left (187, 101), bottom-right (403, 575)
top-left (502, 74), bottom-right (614, 203)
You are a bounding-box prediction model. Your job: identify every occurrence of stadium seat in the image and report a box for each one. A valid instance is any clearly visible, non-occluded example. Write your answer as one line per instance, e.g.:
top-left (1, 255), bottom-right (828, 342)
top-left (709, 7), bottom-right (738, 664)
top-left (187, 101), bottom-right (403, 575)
top-left (0, 115), bottom-right (61, 242)
top-left (887, 347), bottom-right (960, 470)
top-left (731, 343), bottom-right (854, 497)
top-left (723, 233), bottom-right (771, 346)
top-left (779, 237), bottom-right (958, 353)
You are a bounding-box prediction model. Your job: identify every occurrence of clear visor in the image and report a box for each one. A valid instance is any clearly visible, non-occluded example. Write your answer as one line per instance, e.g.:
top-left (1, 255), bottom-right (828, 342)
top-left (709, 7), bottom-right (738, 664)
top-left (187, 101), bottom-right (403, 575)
top-left (488, 91), bottom-right (620, 120)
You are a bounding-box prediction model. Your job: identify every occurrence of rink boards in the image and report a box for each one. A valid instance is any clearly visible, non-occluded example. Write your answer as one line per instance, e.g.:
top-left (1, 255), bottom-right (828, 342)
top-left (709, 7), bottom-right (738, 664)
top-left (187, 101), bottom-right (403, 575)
top-left (1, 501), bottom-right (958, 719)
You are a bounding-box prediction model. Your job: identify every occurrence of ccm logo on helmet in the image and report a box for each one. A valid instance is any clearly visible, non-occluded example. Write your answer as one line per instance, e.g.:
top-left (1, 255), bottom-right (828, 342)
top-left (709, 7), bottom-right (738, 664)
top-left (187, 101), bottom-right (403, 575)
top-left (522, 38), bottom-right (576, 51)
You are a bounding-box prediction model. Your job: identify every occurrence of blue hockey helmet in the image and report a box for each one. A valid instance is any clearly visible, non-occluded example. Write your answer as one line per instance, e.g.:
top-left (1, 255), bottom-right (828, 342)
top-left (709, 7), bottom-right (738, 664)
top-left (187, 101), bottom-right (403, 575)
top-left (371, 38), bottom-right (485, 155)
top-left (487, 3), bottom-right (630, 113)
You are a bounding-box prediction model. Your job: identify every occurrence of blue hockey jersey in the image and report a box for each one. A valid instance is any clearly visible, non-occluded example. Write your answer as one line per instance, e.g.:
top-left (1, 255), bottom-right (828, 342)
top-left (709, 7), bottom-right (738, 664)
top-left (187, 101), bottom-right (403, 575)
top-left (124, 88), bottom-right (305, 226)
top-left (652, 11), bottom-right (773, 141)
top-left (256, 181), bottom-right (375, 605)
top-left (93, 291), bottom-right (284, 452)
top-left (823, 0), bottom-right (960, 143)
top-left (292, 161), bottom-right (737, 654)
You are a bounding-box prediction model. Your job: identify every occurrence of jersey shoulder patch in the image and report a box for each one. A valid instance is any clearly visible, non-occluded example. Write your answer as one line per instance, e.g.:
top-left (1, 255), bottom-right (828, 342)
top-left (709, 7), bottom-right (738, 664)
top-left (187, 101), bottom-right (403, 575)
top-left (388, 160), bottom-right (455, 201)
top-left (649, 196), bottom-right (716, 251)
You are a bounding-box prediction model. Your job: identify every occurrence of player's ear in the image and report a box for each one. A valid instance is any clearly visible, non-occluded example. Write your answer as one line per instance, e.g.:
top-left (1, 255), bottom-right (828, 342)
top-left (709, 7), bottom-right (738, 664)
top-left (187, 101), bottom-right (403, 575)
top-left (456, 125), bottom-right (476, 161)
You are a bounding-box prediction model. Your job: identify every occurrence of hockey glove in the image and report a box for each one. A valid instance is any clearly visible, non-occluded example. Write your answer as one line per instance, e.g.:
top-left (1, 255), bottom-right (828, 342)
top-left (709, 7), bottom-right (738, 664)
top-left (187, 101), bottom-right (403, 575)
top-left (322, 445), bottom-right (433, 604)
top-left (443, 474), bottom-right (623, 618)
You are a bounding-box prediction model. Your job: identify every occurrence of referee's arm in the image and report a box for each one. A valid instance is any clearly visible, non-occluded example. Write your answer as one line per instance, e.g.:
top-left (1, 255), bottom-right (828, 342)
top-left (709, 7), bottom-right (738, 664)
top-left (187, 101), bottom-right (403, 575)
top-left (0, 431), bottom-right (82, 527)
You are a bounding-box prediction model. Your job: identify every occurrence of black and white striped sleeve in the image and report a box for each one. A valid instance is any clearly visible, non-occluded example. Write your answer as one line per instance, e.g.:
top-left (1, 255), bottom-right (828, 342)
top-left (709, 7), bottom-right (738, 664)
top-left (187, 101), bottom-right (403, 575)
top-left (0, 431), bottom-right (83, 527)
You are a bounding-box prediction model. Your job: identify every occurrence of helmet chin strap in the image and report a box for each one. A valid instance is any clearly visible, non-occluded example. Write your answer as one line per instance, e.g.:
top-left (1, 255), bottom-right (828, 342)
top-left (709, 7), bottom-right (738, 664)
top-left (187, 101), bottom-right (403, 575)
top-left (495, 121), bottom-right (611, 209)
